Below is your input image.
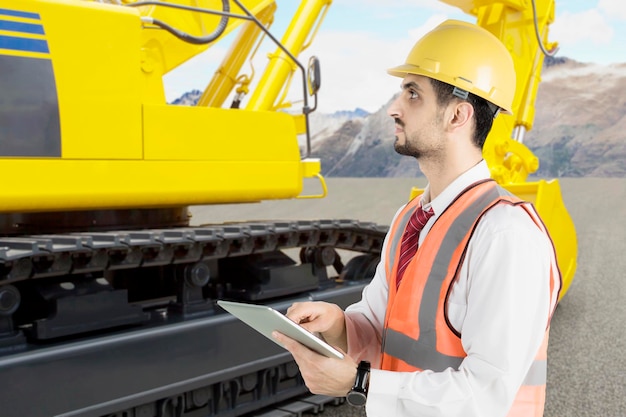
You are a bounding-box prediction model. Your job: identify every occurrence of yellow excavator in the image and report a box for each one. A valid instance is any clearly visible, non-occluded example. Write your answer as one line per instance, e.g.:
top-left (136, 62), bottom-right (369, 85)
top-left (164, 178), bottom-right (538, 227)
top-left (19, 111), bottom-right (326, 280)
top-left (0, 0), bottom-right (576, 416)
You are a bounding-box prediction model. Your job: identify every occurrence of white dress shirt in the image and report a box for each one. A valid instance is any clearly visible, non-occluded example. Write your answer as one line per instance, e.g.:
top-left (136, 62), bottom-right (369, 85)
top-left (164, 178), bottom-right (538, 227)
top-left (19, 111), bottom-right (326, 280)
top-left (344, 160), bottom-right (555, 417)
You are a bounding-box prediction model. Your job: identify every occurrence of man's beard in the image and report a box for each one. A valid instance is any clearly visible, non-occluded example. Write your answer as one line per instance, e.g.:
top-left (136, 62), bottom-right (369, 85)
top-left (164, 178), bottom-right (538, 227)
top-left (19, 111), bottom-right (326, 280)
top-left (394, 136), bottom-right (422, 158)
top-left (393, 118), bottom-right (422, 158)
top-left (392, 114), bottom-right (444, 160)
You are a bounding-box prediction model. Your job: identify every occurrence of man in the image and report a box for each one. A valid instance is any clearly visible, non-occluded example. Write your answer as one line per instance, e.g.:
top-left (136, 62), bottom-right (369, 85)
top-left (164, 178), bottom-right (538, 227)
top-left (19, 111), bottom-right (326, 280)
top-left (273, 19), bottom-right (561, 417)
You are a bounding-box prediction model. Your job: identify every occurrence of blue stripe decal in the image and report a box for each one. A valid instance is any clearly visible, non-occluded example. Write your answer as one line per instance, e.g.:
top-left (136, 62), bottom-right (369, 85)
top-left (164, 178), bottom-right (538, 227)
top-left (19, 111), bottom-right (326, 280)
top-left (0, 8), bottom-right (40, 20)
top-left (0, 35), bottom-right (49, 53)
top-left (0, 20), bottom-right (45, 35)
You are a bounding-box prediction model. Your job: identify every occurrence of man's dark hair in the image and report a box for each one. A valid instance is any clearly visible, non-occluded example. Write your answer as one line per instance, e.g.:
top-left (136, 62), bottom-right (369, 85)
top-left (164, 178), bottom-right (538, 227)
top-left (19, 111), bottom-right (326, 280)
top-left (429, 78), bottom-right (496, 149)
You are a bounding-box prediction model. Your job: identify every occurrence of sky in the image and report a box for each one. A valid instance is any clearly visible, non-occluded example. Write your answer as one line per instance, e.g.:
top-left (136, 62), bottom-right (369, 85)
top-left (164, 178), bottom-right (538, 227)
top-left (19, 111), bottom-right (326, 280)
top-left (164, 0), bottom-right (626, 114)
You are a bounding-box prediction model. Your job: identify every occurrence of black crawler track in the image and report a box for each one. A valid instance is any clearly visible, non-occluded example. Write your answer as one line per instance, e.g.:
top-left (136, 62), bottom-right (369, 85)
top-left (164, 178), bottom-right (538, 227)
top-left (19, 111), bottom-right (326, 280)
top-left (0, 220), bottom-right (386, 284)
top-left (0, 219), bottom-right (386, 417)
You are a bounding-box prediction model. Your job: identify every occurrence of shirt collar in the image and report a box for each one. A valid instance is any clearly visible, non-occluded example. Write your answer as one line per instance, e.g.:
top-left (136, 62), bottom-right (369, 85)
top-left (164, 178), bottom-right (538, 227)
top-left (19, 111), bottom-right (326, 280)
top-left (420, 160), bottom-right (491, 217)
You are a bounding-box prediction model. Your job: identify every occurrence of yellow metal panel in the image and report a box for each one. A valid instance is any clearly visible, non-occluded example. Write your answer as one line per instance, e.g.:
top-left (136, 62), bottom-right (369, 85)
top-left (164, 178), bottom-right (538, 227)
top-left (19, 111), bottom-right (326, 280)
top-left (0, 159), bottom-right (302, 212)
top-left (300, 158), bottom-right (320, 177)
top-left (1, 1), bottom-right (320, 212)
top-left (143, 104), bottom-right (300, 162)
top-left (292, 114), bottom-right (307, 135)
top-left (38, 0), bottom-right (143, 159)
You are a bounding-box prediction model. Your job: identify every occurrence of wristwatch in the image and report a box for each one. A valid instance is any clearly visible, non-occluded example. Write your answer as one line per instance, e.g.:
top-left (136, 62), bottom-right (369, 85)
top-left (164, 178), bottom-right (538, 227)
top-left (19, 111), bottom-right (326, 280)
top-left (346, 360), bottom-right (370, 407)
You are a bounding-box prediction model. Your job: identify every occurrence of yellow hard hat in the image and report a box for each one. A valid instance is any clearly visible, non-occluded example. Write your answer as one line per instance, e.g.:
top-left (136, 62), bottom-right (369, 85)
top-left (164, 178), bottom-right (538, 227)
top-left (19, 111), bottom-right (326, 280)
top-left (387, 19), bottom-right (516, 114)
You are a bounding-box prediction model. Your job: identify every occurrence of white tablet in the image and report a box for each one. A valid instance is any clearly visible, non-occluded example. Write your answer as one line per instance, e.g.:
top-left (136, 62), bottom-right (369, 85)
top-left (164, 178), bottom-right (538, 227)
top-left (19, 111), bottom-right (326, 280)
top-left (217, 300), bottom-right (344, 360)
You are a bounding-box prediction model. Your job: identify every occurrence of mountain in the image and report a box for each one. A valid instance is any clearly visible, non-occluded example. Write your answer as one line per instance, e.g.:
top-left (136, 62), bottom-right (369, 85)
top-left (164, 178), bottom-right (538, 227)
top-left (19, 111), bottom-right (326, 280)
top-left (171, 58), bottom-right (626, 178)
top-left (308, 101), bottom-right (406, 177)
top-left (308, 108), bottom-right (369, 147)
top-left (170, 90), bottom-right (202, 106)
top-left (310, 58), bottom-right (626, 178)
top-left (526, 59), bottom-right (626, 177)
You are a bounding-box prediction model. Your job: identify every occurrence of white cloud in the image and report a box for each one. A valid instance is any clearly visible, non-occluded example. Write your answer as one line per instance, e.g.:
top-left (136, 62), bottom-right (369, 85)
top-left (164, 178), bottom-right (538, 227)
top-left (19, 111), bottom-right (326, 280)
top-left (339, 0), bottom-right (459, 13)
top-left (303, 30), bottom-right (411, 113)
top-left (301, 15), bottom-right (455, 113)
top-left (407, 13), bottom-right (450, 39)
top-left (599, 0), bottom-right (626, 20)
top-left (551, 9), bottom-right (614, 45)
top-left (163, 45), bottom-right (227, 103)
top-left (163, 29), bottom-right (404, 113)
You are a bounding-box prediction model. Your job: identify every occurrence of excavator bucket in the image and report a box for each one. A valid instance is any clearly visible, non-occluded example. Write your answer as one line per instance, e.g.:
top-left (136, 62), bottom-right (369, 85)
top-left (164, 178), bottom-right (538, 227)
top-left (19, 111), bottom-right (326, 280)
top-left (502, 179), bottom-right (577, 300)
top-left (410, 179), bottom-right (577, 300)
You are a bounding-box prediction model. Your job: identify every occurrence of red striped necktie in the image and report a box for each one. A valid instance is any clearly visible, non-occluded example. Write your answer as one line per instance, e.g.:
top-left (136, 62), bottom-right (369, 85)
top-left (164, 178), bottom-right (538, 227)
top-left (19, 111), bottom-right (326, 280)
top-left (396, 204), bottom-right (435, 288)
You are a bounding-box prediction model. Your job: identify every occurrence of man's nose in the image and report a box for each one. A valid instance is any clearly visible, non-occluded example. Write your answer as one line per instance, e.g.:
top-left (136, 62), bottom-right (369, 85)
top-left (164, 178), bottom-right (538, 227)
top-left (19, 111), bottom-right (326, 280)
top-left (387, 96), bottom-right (401, 119)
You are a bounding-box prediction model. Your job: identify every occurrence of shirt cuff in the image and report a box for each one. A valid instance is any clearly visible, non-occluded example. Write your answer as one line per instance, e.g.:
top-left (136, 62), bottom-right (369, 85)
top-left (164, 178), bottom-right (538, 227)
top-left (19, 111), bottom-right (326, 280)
top-left (366, 368), bottom-right (401, 416)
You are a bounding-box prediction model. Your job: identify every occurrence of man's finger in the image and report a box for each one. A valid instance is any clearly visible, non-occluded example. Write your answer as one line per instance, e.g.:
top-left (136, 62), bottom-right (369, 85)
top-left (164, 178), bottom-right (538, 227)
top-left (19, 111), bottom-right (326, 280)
top-left (272, 331), bottom-right (301, 353)
top-left (273, 331), bottom-right (320, 362)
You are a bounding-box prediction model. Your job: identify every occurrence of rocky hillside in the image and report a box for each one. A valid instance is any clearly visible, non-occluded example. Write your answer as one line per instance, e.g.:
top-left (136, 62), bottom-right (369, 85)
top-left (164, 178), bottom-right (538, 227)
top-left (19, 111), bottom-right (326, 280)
top-left (527, 60), bottom-right (626, 177)
top-left (309, 58), bottom-right (626, 178)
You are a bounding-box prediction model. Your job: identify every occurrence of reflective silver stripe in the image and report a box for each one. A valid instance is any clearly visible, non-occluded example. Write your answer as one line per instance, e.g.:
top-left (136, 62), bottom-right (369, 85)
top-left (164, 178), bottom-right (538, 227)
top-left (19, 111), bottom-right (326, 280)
top-left (384, 328), bottom-right (463, 370)
top-left (386, 326), bottom-right (547, 385)
top-left (523, 359), bottom-right (547, 386)
top-left (384, 182), bottom-right (508, 371)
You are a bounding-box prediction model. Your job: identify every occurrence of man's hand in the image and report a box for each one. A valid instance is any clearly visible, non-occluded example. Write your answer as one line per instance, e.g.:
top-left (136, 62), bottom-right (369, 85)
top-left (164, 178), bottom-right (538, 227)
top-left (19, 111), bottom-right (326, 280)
top-left (273, 331), bottom-right (357, 397)
top-left (285, 301), bottom-right (347, 352)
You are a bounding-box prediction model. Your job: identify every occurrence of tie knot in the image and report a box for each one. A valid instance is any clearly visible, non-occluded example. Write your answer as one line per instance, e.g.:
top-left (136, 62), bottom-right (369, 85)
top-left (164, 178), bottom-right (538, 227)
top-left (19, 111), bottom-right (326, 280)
top-left (407, 205), bottom-right (434, 234)
top-left (395, 204), bottom-right (435, 288)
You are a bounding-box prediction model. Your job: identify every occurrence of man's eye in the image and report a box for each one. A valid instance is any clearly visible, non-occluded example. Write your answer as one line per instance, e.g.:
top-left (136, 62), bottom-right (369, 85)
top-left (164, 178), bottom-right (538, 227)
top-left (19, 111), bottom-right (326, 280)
top-left (409, 90), bottom-right (418, 99)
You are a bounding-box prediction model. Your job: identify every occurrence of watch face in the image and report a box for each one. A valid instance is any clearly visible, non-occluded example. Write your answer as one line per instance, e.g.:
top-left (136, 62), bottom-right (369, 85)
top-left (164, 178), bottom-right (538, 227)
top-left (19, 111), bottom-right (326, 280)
top-left (347, 390), bottom-right (367, 407)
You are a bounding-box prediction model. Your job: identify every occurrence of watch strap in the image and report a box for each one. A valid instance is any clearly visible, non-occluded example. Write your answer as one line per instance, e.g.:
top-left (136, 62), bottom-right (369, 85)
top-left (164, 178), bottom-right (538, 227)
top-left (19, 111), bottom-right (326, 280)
top-left (346, 360), bottom-right (370, 407)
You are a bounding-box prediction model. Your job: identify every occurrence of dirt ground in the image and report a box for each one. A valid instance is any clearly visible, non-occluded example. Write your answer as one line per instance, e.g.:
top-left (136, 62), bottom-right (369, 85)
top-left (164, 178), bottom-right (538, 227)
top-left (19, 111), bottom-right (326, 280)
top-left (191, 177), bottom-right (626, 417)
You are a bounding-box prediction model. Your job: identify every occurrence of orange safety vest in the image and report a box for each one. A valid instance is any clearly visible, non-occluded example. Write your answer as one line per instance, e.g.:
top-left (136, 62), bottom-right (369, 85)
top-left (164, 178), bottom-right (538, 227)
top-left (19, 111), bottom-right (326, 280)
top-left (381, 179), bottom-right (561, 417)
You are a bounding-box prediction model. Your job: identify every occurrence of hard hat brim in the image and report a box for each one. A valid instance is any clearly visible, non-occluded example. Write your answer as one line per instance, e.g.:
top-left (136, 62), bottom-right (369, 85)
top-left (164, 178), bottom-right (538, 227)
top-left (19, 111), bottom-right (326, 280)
top-left (386, 64), bottom-right (424, 79)
top-left (386, 64), bottom-right (513, 115)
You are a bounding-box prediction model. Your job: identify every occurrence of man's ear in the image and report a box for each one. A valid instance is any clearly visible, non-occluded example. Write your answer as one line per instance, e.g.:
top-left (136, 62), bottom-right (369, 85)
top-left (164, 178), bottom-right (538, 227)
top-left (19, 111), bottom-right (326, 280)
top-left (446, 101), bottom-right (474, 132)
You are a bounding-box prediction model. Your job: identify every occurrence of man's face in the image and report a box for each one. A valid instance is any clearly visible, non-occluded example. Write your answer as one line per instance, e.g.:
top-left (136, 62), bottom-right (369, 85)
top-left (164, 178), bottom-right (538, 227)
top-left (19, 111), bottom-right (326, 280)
top-left (387, 74), bottom-right (446, 160)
